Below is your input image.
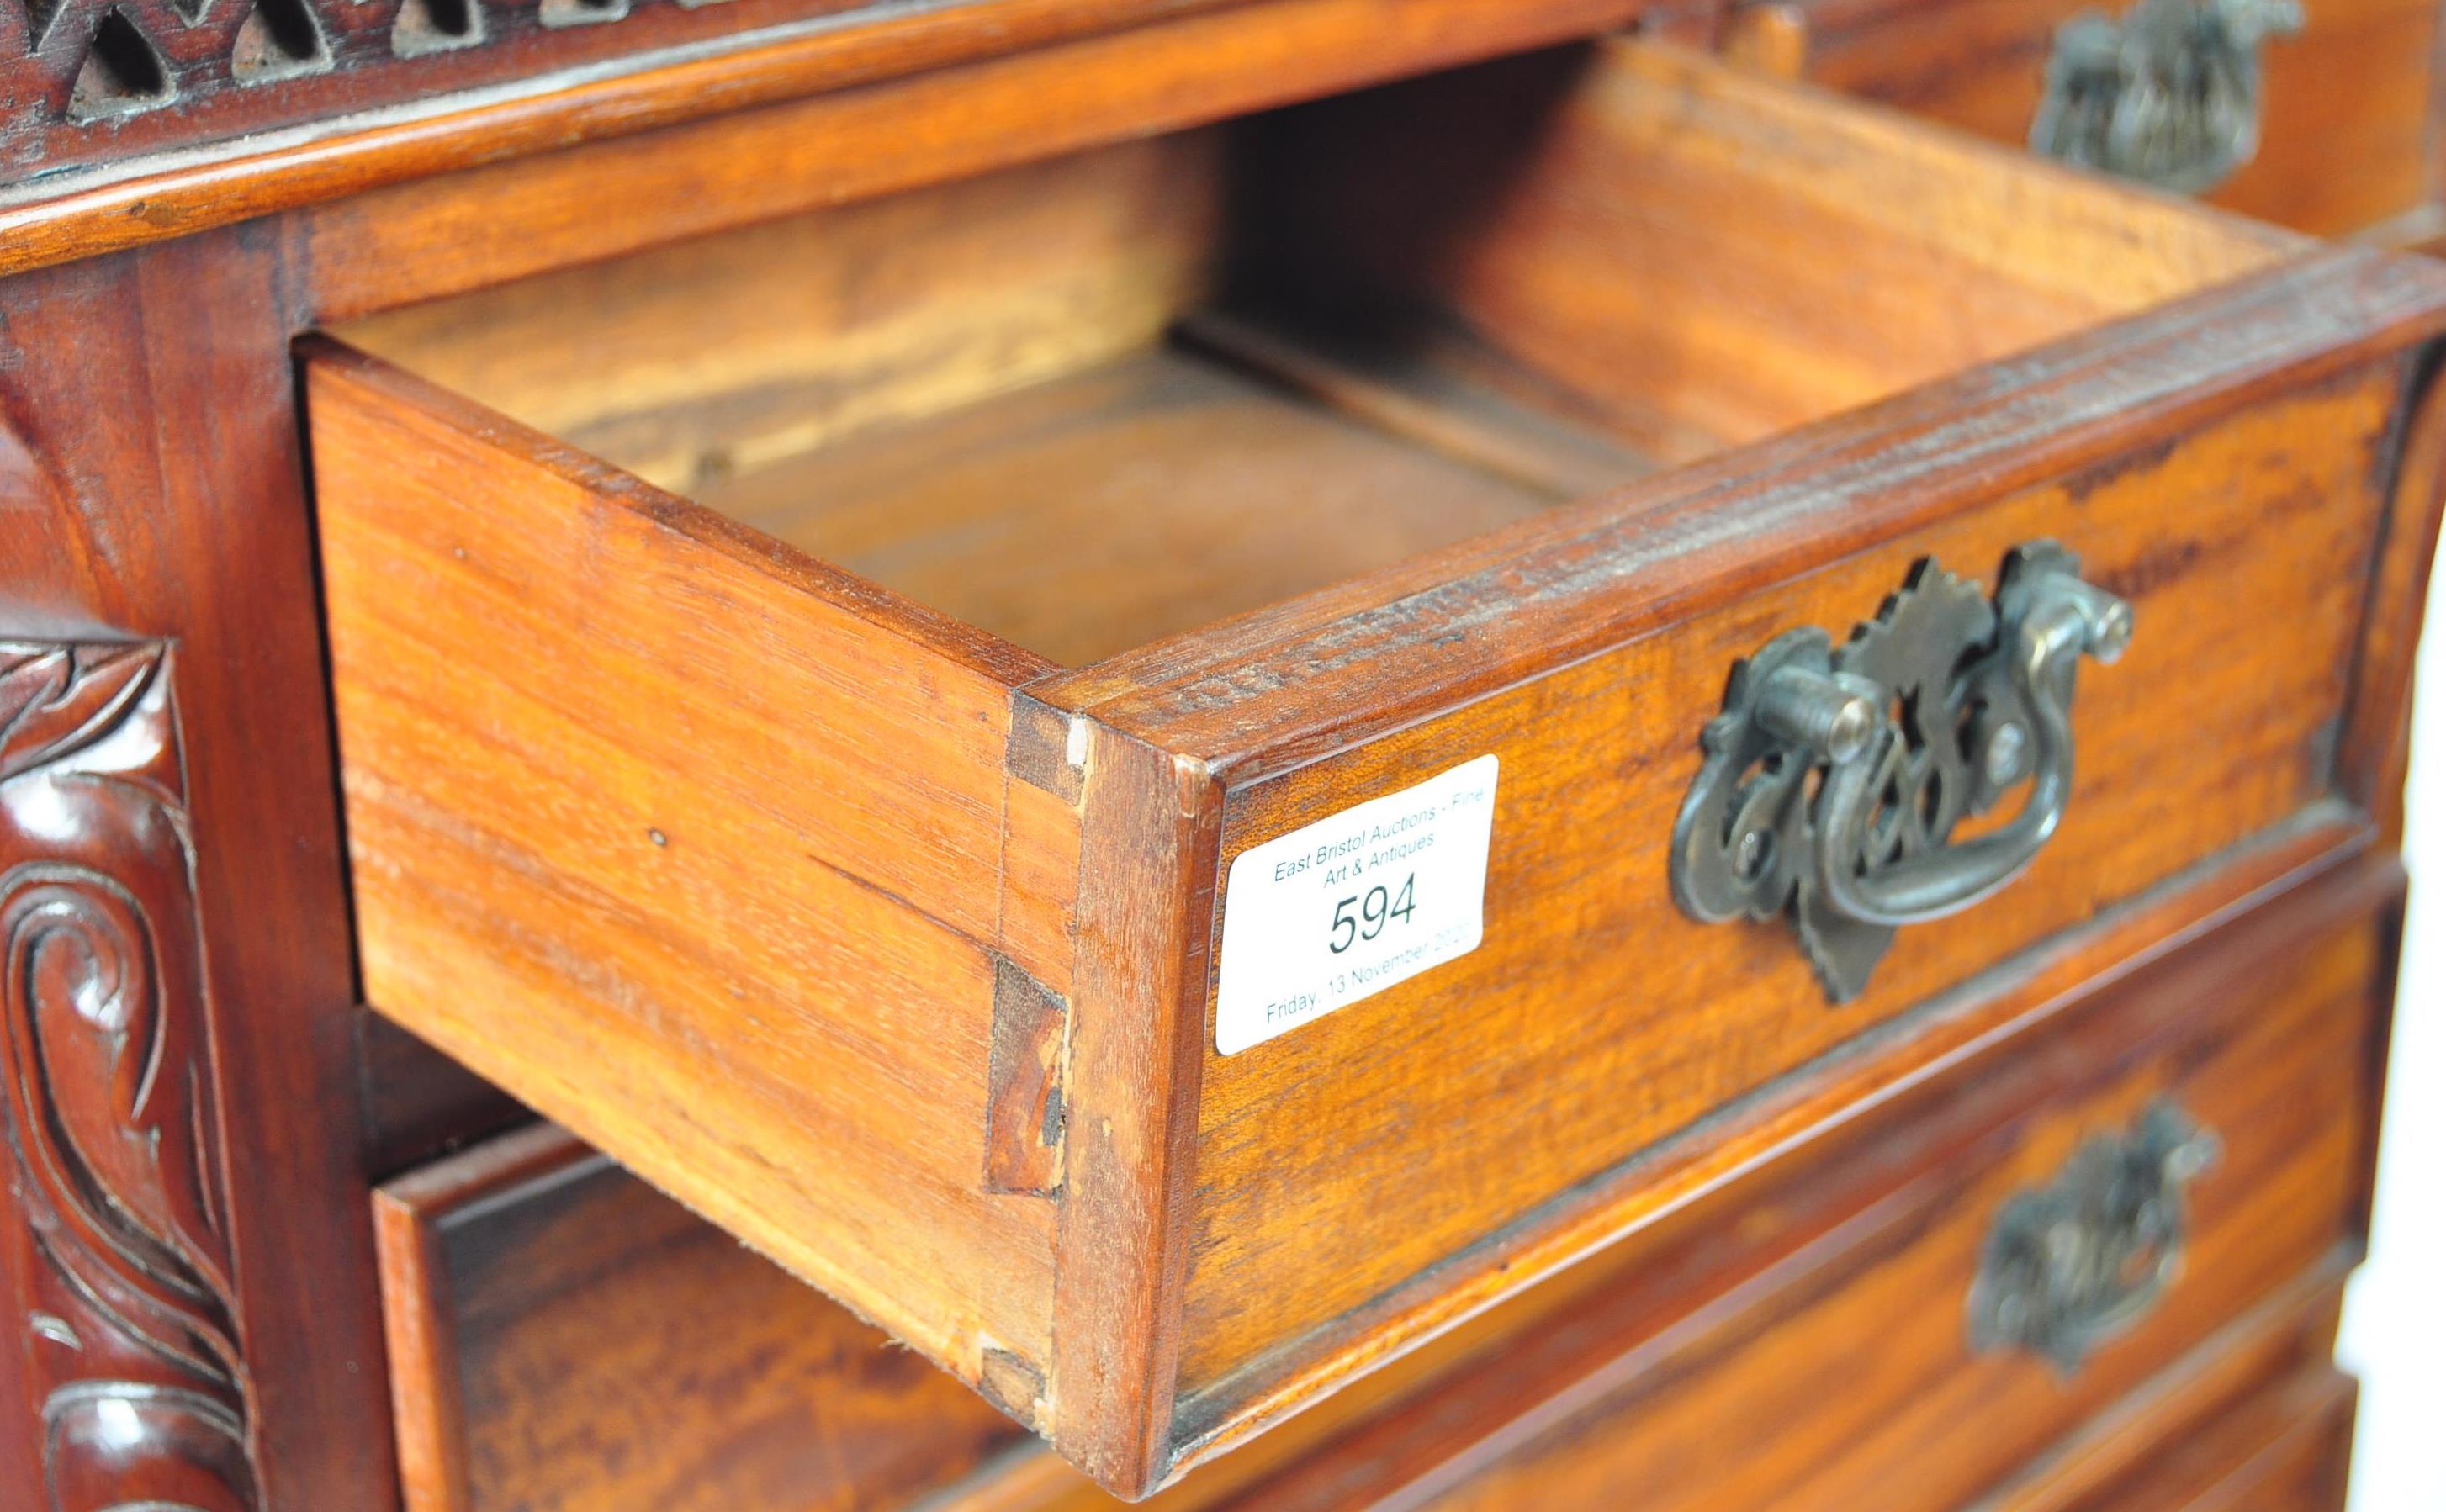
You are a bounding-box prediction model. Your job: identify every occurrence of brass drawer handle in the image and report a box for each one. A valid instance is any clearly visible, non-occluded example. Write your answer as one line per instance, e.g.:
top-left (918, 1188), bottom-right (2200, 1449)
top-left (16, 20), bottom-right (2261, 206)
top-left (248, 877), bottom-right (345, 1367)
top-left (1670, 544), bottom-right (2131, 1001)
top-left (1967, 1101), bottom-right (2221, 1372)
top-left (2030, 0), bottom-right (2306, 194)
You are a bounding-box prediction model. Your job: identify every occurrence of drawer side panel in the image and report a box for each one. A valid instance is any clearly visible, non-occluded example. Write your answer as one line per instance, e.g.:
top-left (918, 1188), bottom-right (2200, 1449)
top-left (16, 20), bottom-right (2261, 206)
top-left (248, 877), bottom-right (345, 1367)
top-left (307, 345), bottom-right (1062, 1381)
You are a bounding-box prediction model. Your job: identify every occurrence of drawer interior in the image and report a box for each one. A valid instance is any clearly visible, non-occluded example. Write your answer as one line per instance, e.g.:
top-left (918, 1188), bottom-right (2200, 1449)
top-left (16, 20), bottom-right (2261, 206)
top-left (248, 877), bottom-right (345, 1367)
top-left (337, 42), bottom-right (2290, 668)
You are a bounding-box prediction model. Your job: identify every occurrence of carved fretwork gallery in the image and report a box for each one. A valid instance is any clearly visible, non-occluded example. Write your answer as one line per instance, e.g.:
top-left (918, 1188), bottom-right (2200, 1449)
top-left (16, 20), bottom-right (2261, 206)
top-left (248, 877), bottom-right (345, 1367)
top-left (0, 0), bottom-right (903, 182)
top-left (0, 640), bottom-right (257, 1512)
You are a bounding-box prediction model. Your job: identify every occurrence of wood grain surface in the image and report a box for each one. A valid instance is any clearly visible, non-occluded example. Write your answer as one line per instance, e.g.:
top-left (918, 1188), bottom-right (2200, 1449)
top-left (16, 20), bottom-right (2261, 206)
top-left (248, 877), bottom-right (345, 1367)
top-left (0, 0), bottom-right (1231, 192)
top-left (702, 350), bottom-right (1554, 667)
top-left (303, 39), bottom-right (2446, 1496)
top-left (980, 842), bottom-right (2398, 1507)
top-left (296, 0), bottom-right (1650, 321)
top-left (1165, 362), bottom-right (2401, 1406)
top-left (2336, 351), bottom-right (2446, 847)
top-left (337, 43), bottom-right (2298, 666)
top-left (0, 0), bottom-right (2429, 1497)
top-left (1377, 912), bottom-right (2382, 1512)
top-left (1979, 1283), bottom-right (2351, 1512)
top-left (2, 0), bottom-right (1652, 285)
top-left (1233, 41), bottom-right (2299, 456)
top-left (0, 228), bottom-right (404, 1508)
top-left (367, 858), bottom-right (2400, 1512)
top-left (336, 133), bottom-right (1234, 496)
top-left (308, 341), bottom-right (1067, 1393)
top-left (2015, 1365), bottom-right (2359, 1510)
top-left (375, 1123), bottom-right (1031, 1512)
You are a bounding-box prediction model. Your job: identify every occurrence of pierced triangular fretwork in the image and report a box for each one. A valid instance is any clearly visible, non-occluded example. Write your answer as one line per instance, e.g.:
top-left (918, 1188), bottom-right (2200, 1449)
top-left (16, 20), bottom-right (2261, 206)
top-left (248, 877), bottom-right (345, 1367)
top-left (66, 8), bottom-right (175, 123)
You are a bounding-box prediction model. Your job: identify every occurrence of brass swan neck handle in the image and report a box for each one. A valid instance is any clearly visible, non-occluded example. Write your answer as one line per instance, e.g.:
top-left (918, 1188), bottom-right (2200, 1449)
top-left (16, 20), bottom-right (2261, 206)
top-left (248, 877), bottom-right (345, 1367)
top-left (1670, 544), bottom-right (2131, 1001)
top-left (2030, 0), bottom-right (2307, 194)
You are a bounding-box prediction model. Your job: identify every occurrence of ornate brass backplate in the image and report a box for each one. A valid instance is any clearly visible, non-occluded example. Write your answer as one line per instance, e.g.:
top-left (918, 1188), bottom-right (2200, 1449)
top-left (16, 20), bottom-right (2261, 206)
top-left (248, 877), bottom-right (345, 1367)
top-left (1966, 1100), bottom-right (2221, 1372)
top-left (2030, 0), bottom-right (2306, 193)
top-left (1670, 543), bottom-right (2132, 1002)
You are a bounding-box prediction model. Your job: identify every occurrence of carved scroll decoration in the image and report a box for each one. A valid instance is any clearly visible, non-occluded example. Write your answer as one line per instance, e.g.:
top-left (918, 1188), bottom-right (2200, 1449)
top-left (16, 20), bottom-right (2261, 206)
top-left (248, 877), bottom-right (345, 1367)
top-left (0, 640), bottom-right (257, 1512)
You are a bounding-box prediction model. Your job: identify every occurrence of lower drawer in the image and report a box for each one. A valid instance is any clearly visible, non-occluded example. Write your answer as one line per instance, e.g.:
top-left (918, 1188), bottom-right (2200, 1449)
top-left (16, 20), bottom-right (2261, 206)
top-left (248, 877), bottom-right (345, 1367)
top-left (371, 855), bottom-right (2399, 1510)
top-left (2009, 1357), bottom-right (2359, 1512)
top-left (1981, 1267), bottom-right (2359, 1512)
top-left (2150, 1368), bottom-right (2359, 1510)
top-left (373, 1127), bottom-right (1030, 1512)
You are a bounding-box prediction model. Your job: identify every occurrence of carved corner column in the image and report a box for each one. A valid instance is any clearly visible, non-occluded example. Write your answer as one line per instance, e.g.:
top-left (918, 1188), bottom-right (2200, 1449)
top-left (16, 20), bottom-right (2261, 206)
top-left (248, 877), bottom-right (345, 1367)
top-left (0, 228), bottom-right (401, 1509)
top-left (1, 641), bottom-right (256, 1511)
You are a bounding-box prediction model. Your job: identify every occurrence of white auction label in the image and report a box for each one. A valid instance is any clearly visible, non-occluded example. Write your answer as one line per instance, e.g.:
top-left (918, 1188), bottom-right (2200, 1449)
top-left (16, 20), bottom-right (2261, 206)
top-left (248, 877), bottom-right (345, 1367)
top-left (1213, 754), bottom-right (1499, 1055)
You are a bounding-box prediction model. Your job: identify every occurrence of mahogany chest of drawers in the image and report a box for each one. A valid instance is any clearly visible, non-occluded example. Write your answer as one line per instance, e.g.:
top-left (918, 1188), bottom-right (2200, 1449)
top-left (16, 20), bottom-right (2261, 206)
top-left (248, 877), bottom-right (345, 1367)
top-left (0, 1), bottom-right (2437, 1508)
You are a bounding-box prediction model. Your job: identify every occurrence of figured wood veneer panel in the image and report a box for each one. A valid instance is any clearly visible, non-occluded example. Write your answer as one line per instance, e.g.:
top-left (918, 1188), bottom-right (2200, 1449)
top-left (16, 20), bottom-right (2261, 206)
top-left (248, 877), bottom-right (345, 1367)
top-left (1168, 366), bottom-right (2399, 1398)
top-left (310, 343), bottom-right (1063, 1385)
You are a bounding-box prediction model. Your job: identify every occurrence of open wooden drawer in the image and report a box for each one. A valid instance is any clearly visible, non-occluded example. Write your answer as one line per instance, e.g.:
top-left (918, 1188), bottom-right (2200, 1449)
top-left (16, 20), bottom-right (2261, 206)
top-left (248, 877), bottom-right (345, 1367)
top-left (304, 37), bottom-right (2446, 1498)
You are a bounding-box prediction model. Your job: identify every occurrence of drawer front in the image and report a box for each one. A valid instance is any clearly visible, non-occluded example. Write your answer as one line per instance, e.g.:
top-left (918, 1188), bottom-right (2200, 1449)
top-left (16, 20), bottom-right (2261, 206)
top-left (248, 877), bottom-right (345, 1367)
top-left (1722, 0), bottom-right (2441, 238)
top-left (1023, 58), bottom-right (2444, 1476)
top-left (306, 38), bottom-right (2446, 1494)
top-left (1157, 358), bottom-right (2400, 1423)
top-left (1151, 858), bottom-right (2396, 1512)
top-left (2010, 1363), bottom-right (2359, 1512)
top-left (2155, 1370), bottom-right (2358, 1511)
top-left (1140, 320), bottom-right (2426, 1448)
top-left (1980, 1283), bottom-right (2357, 1512)
top-left (369, 859), bottom-right (2398, 1512)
